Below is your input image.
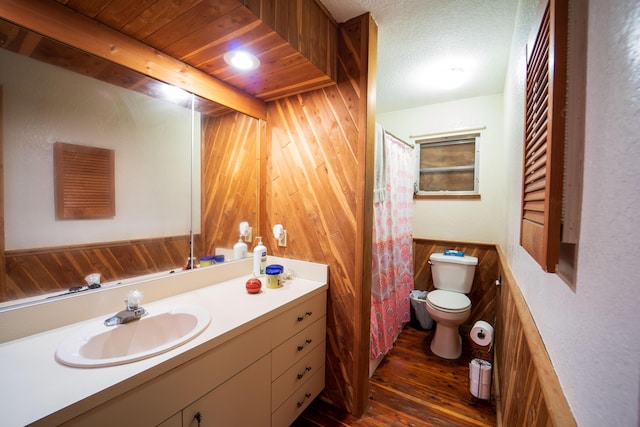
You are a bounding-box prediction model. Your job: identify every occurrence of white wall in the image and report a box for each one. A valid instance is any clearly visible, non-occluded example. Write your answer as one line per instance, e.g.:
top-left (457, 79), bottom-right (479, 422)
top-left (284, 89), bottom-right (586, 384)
top-left (1, 49), bottom-right (201, 250)
top-left (377, 94), bottom-right (507, 245)
top-left (503, 1), bottom-right (640, 426)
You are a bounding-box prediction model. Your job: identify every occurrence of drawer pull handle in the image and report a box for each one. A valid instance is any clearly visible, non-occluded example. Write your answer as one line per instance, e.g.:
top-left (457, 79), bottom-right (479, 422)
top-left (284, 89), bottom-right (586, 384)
top-left (297, 339), bottom-right (313, 351)
top-left (297, 366), bottom-right (313, 380)
top-left (296, 392), bottom-right (312, 408)
top-left (297, 311), bottom-right (313, 322)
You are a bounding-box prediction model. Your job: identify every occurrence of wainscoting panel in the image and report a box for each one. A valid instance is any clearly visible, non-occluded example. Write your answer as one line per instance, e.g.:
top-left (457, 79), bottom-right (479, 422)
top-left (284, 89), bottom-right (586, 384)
top-left (495, 248), bottom-right (575, 426)
top-left (3, 235), bottom-right (200, 301)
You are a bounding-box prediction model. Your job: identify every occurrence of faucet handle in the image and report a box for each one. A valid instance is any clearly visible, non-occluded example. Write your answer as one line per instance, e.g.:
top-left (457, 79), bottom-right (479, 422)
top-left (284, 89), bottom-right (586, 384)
top-left (127, 290), bottom-right (144, 310)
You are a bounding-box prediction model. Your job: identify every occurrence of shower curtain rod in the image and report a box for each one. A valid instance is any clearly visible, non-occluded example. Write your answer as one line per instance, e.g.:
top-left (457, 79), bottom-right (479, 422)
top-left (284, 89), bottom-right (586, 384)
top-left (385, 130), bottom-right (414, 149)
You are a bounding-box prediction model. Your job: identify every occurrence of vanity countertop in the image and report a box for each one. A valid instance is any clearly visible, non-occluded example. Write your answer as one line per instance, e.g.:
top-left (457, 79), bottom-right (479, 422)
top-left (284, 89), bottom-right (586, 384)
top-left (0, 258), bottom-right (328, 426)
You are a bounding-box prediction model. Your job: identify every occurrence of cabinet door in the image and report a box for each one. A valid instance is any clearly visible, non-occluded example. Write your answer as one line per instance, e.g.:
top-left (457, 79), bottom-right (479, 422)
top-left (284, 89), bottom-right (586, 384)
top-left (182, 354), bottom-right (271, 427)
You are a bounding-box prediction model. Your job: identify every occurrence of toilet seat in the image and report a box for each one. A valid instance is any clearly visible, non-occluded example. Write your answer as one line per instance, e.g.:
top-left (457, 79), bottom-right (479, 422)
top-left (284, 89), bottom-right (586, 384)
top-left (427, 290), bottom-right (471, 313)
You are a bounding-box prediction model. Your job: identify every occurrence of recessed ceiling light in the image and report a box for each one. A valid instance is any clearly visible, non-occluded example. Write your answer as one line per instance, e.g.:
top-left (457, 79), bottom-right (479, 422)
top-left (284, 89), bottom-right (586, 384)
top-left (224, 50), bottom-right (260, 71)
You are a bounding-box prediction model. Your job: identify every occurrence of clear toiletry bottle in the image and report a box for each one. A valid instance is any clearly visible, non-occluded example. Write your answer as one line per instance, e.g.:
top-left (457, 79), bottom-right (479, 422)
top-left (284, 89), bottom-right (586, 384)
top-left (253, 237), bottom-right (267, 276)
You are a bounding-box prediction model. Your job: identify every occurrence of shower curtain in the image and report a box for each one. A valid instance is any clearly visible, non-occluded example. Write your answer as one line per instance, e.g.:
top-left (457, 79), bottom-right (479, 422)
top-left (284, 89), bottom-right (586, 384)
top-left (370, 127), bottom-right (414, 359)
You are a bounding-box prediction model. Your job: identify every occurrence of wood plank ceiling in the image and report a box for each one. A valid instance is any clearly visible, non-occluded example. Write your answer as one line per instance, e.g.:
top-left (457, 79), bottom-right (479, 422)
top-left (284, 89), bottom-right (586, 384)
top-left (51, 0), bottom-right (337, 107)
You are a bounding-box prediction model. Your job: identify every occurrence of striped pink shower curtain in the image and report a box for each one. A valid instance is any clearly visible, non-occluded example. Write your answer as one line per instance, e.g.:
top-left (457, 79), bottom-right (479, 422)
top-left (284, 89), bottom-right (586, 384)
top-left (370, 132), bottom-right (414, 359)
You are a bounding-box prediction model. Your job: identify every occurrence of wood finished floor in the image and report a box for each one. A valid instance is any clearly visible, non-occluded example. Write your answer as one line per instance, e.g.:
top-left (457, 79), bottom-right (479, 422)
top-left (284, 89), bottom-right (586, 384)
top-left (292, 324), bottom-right (496, 427)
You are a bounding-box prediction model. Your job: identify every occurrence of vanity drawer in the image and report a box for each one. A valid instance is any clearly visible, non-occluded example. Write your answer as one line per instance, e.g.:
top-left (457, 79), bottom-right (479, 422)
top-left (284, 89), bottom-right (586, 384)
top-left (272, 343), bottom-right (325, 411)
top-left (272, 317), bottom-right (326, 379)
top-left (270, 291), bottom-right (326, 348)
top-left (272, 365), bottom-right (325, 427)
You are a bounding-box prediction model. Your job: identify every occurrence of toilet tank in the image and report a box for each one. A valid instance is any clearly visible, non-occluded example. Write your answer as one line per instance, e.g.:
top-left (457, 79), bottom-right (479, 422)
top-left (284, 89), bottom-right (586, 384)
top-left (429, 253), bottom-right (478, 293)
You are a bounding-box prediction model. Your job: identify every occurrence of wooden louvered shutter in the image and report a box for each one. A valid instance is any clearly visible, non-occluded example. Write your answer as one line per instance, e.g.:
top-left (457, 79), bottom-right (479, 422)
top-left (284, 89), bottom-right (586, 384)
top-left (520, 0), bottom-right (568, 272)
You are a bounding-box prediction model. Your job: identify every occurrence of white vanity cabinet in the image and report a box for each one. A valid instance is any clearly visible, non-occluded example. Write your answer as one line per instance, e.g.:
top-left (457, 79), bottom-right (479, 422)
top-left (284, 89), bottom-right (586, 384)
top-left (180, 354), bottom-right (271, 427)
top-left (58, 289), bottom-right (327, 427)
top-left (62, 321), bottom-right (272, 427)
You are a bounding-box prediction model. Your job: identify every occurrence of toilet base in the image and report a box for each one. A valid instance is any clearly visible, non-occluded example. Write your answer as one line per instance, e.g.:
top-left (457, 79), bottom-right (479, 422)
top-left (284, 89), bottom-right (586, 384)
top-left (430, 323), bottom-right (463, 359)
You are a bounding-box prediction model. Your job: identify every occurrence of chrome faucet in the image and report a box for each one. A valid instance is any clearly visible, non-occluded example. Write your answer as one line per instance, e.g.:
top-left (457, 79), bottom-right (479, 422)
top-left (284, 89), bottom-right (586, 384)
top-left (104, 290), bottom-right (147, 326)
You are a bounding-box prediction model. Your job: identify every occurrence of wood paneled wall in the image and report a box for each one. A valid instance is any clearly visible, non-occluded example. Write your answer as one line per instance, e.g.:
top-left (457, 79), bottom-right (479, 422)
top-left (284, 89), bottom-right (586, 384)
top-left (264, 14), bottom-right (376, 416)
top-left (495, 248), bottom-right (575, 426)
top-left (3, 235), bottom-right (199, 301)
top-left (413, 239), bottom-right (499, 332)
top-left (201, 112), bottom-right (260, 254)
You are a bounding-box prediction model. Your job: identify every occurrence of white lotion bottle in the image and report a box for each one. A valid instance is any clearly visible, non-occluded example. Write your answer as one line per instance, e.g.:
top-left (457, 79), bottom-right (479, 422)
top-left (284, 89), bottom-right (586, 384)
top-left (253, 237), bottom-right (267, 276)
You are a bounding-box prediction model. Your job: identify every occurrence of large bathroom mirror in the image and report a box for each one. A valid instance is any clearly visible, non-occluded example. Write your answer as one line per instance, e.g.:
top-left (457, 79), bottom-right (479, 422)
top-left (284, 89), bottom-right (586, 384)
top-left (0, 19), bottom-right (260, 307)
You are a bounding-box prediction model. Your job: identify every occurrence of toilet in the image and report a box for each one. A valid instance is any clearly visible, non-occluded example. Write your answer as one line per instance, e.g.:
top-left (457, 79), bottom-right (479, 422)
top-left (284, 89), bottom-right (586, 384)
top-left (425, 252), bottom-right (478, 359)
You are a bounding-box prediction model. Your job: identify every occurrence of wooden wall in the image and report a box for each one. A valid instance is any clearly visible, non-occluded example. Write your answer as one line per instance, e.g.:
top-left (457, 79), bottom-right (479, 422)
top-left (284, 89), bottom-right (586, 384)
top-left (413, 239), bottom-right (499, 332)
top-left (264, 14), bottom-right (376, 416)
top-left (495, 248), bottom-right (575, 426)
top-left (201, 112), bottom-right (260, 254)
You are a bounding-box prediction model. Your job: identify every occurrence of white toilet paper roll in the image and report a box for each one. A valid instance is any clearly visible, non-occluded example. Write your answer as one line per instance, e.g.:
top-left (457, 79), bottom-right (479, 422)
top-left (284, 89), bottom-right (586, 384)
top-left (470, 379), bottom-right (491, 400)
top-left (469, 359), bottom-right (492, 399)
top-left (470, 320), bottom-right (494, 346)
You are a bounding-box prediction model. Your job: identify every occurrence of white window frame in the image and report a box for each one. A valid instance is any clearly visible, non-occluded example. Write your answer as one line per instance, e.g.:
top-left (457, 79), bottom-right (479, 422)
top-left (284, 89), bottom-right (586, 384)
top-left (414, 132), bottom-right (481, 197)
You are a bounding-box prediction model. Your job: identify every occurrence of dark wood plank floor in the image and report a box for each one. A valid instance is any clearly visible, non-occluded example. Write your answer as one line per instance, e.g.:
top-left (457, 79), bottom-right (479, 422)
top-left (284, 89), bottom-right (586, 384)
top-left (292, 324), bottom-right (496, 427)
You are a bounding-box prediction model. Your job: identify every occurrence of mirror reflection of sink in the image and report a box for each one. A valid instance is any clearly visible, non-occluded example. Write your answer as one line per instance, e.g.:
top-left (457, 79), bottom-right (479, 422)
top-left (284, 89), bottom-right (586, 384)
top-left (55, 306), bottom-right (211, 368)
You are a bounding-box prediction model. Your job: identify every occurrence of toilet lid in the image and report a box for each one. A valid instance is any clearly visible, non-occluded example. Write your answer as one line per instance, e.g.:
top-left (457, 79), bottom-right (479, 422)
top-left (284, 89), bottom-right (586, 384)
top-left (427, 290), bottom-right (471, 312)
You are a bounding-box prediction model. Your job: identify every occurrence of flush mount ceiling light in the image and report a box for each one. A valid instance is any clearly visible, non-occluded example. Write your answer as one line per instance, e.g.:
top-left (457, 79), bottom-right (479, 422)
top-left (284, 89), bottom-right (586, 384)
top-left (224, 50), bottom-right (260, 71)
top-left (439, 67), bottom-right (466, 89)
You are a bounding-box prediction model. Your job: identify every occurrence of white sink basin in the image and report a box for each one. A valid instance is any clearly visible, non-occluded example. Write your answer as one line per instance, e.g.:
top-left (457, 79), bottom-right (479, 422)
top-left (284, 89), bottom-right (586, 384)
top-left (55, 306), bottom-right (211, 368)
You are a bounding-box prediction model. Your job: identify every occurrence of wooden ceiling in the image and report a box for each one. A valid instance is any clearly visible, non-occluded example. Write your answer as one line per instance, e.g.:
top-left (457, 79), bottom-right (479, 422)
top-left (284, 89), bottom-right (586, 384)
top-left (53, 0), bottom-right (337, 103)
top-left (0, 0), bottom-right (337, 116)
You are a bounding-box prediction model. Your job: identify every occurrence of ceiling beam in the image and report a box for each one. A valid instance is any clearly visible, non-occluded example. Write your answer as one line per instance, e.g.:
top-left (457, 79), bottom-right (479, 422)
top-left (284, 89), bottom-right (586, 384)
top-left (0, 0), bottom-right (267, 120)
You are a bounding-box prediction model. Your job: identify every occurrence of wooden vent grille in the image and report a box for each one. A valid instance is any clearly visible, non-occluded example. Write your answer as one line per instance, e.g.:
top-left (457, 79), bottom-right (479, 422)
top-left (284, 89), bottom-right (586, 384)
top-left (520, 0), bottom-right (566, 272)
top-left (55, 142), bottom-right (115, 219)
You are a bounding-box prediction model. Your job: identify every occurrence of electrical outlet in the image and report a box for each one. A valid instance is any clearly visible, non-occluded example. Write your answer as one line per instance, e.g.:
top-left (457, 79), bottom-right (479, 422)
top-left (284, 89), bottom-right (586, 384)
top-left (244, 227), bottom-right (252, 243)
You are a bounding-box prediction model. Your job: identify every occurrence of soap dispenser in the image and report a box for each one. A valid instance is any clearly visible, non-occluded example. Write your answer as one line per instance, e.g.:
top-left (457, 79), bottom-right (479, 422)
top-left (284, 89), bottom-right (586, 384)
top-left (253, 237), bottom-right (267, 276)
top-left (233, 236), bottom-right (248, 260)
top-left (233, 221), bottom-right (250, 260)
